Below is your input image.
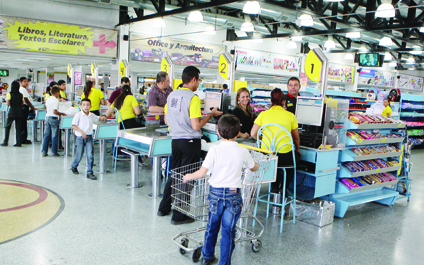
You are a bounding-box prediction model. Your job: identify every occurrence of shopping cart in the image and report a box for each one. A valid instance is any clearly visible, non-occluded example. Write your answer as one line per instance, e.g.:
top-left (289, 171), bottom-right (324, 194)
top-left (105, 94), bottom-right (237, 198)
top-left (171, 148), bottom-right (276, 262)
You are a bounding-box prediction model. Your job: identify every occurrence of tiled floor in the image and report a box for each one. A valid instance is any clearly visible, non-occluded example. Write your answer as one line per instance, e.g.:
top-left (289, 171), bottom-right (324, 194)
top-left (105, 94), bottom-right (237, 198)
top-left (1, 127), bottom-right (423, 265)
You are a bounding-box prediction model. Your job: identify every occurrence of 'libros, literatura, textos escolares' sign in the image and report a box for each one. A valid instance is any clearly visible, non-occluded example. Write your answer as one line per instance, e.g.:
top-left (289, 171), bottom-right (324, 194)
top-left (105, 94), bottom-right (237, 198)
top-left (0, 16), bottom-right (117, 57)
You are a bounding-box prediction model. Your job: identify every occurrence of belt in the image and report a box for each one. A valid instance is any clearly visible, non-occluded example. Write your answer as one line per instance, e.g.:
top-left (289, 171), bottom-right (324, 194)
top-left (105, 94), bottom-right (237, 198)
top-left (47, 116), bottom-right (59, 120)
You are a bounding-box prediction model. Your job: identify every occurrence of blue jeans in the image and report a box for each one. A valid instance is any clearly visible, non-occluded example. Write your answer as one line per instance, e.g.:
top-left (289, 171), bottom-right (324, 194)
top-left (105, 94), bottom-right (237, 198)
top-left (41, 117), bottom-right (60, 155)
top-left (71, 135), bottom-right (94, 174)
top-left (202, 186), bottom-right (243, 265)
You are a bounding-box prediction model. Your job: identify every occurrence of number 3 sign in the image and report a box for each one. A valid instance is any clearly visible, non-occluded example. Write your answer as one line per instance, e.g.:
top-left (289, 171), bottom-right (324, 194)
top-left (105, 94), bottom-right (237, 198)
top-left (304, 50), bottom-right (322, 82)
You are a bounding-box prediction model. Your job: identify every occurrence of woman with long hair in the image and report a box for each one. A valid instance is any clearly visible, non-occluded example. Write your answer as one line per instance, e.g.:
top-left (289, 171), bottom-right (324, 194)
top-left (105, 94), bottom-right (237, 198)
top-left (250, 88), bottom-right (301, 195)
top-left (105, 84), bottom-right (142, 129)
top-left (1, 81), bottom-right (24, 147)
top-left (81, 80), bottom-right (105, 115)
top-left (232, 87), bottom-right (254, 139)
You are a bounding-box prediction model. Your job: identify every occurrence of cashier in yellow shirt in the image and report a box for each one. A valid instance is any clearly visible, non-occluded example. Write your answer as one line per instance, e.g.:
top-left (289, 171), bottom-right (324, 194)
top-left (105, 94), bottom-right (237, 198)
top-left (382, 99), bottom-right (392, 118)
top-left (105, 84), bottom-right (142, 129)
top-left (81, 80), bottom-right (105, 116)
top-left (250, 88), bottom-right (301, 194)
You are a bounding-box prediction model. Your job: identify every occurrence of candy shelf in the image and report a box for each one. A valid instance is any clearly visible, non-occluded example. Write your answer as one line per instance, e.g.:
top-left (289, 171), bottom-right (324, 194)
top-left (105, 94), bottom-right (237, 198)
top-left (335, 179), bottom-right (399, 194)
top-left (340, 149), bottom-right (403, 162)
top-left (346, 136), bottom-right (404, 145)
top-left (339, 165), bottom-right (401, 178)
top-left (347, 120), bottom-right (406, 129)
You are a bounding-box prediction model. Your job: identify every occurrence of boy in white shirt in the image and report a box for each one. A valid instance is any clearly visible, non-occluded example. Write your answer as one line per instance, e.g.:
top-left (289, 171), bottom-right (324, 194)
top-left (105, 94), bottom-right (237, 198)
top-left (70, 98), bottom-right (107, 180)
top-left (183, 115), bottom-right (259, 265)
top-left (41, 86), bottom-right (66, 157)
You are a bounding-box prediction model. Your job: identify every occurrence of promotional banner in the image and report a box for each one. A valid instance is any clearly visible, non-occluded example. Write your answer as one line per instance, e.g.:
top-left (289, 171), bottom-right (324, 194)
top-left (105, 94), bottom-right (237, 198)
top-left (358, 68), bottom-right (395, 87)
top-left (398, 74), bottom-right (423, 92)
top-left (234, 47), bottom-right (301, 77)
top-left (129, 33), bottom-right (225, 68)
top-left (0, 16), bottom-right (117, 57)
top-left (327, 63), bottom-right (354, 83)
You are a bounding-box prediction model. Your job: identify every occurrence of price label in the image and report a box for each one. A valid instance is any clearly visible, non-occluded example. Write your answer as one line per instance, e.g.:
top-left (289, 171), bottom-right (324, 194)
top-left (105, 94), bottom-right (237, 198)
top-left (375, 168), bottom-right (380, 172)
top-left (119, 60), bottom-right (126, 78)
top-left (398, 124), bottom-right (402, 127)
top-left (91, 63), bottom-right (95, 77)
top-left (382, 138), bottom-right (386, 142)
top-left (219, 54), bottom-right (230, 80)
top-left (304, 50), bottom-right (322, 82)
top-left (161, 57), bottom-right (170, 73)
top-left (358, 139), bottom-right (363, 143)
top-left (67, 64), bottom-right (71, 77)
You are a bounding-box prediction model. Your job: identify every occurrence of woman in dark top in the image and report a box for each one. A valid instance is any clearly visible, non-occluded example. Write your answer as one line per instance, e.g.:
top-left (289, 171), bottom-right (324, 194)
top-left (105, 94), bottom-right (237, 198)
top-left (1, 81), bottom-right (24, 147)
top-left (232, 87), bottom-right (254, 139)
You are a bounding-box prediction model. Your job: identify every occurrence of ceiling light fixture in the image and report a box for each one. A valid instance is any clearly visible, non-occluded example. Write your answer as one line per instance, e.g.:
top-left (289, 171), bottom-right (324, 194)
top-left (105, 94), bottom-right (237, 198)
top-left (379, 37), bottom-right (392, 46)
top-left (324, 36), bottom-right (336, 50)
top-left (204, 25), bottom-right (216, 35)
top-left (187, 11), bottom-right (203, 22)
top-left (346, 32), bottom-right (361, 38)
top-left (287, 40), bottom-right (297, 49)
top-left (152, 18), bottom-right (166, 28)
top-left (291, 36), bottom-right (303, 42)
top-left (344, 53), bottom-right (354, 60)
top-left (243, 1), bottom-right (261, 14)
top-left (375, 0), bottom-right (396, 18)
top-left (420, 27), bottom-right (424, 33)
top-left (406, 56), bottom-right (416, 64)
top-left (358, 44), bottom-right (368, 52)
top-left (241, 17), bottom-right (255, 32)
top-left (384, 52), bottom-right (392, 60)
top-left (327, 0), bottom-right (344, 2)
top-left (298, 14), bottom-right (314, 27)
top-left (410, 45), bottom-right (422, 55)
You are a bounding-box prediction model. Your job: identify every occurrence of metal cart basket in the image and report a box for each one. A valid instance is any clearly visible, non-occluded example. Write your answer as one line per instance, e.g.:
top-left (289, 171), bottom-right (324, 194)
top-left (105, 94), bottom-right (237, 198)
top-left (171, 149), bottom-right (275, 262)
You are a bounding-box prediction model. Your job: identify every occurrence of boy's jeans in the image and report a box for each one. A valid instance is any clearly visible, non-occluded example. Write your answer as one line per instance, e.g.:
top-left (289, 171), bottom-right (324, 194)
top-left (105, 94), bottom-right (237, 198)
top-left (202, 186), bottom-right (243, 265)
top-left (41, 117), bottom-right (60, 155)
top-left (71, 135), bottom-right (94, 174)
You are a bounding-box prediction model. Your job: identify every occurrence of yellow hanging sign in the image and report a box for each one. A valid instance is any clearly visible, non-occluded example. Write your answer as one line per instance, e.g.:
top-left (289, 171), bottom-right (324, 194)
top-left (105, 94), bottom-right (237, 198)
top-left (119, 60), bottom-right (126, 78)
top-left (91, 63), bottom-right (95, 77)
top-left (219, 54), bottom-right (230, 80)
top-left (161, 57), bottom-right (170, 73)
top-left (67, 64), bottom-right (71, 77)
top-left (304, 50), bottom-right (322, 82)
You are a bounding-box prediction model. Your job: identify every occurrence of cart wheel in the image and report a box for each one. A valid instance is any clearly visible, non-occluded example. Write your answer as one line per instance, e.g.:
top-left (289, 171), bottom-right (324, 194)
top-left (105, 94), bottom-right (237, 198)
top-left (179, 238), bottom-right (189, 255)
top-left (191, 247), bottom-right (202, 263)
top-left (251, 240), bottom-right (262, 253)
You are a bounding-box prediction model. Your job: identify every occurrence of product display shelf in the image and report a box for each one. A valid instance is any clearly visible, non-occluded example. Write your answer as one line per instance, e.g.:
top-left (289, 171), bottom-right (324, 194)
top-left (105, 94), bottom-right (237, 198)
top-left (340, 149), bottom-right (403, 162)
top-left (339, 164), bottom-right (401, 178)
top-left (328, 121), bottom-right (404, 218)
top-left (335, 179), bottom-right (399, 194)
top-left (346, 137), bottom-right (404, 146)
top-left (400, 95), bottom-right (424, 146)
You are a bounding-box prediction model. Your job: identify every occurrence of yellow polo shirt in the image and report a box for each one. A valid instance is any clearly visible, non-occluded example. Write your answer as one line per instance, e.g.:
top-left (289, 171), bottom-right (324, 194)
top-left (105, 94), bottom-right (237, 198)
top-left (6, 93), bottom-right (24, 102)
top-left (382, 106), bottom-right (392, 117)
top-left (254, 105), bottom-right (298, 153)
top-left (164, 87), bottom-right (201, 119)
top-left (81, 88), bottom-right (104, 111)
top-left (60, 90), bottom-right (67, 99)
top-left (44, 93), bottom-right (50, 102)
top-left (111, 95), bottom-right (139, 122)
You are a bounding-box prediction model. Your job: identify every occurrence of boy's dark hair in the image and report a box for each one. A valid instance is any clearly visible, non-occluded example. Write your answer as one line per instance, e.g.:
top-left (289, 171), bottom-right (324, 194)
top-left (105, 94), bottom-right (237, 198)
top-left (51, 86), bottom-right (60, 95)
top-left (81, 98), bottom-right (91, 104)
top-left (156, 71), bottom-right (168, 83)
top-left (57, 80), bottom-right (66, 86)
top-left (182, 66), bottom-right (200, 84)
top-left (19, 77), bottom-right (27, 82)
top-left (50, 81), bottom-right (57, 87)
top-left (218, 114), bottom-right (240, 140)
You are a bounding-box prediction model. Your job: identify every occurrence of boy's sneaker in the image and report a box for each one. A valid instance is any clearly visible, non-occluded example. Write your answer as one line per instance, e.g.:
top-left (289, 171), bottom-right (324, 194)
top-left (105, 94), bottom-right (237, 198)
top-left (201, 256), bottom-right (216, 265)
top-left (87, 173), bottom-right (97, 180)
top-left (53, 154), bottom-right (61, 157)
top-left (1, 143), bottom-right (7, 146)
top-left (71, 168), bottom-right (79, 175)
top-left (42, 153), bottom-right (48, 157)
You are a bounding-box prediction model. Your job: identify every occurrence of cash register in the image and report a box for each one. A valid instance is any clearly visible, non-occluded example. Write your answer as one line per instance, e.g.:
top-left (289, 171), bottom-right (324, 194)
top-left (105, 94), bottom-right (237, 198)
top-left (202, 91), bottom-right (231, 132)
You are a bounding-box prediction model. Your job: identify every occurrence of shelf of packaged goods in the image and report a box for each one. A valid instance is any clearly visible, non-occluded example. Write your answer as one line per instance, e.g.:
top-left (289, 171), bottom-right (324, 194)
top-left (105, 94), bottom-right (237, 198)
top-left (349, 109), bottom-right (367, 112)
top-left (339, 165), bottom-right (401, 178)
top-left (335, 179), bottom-right (399, 194)
top-left (346, 136), bottom-right (404, 146)
top-left (340, 149), bottom-right (403, 162)
top-left (347, 120), bottom-right (406, 129)
top-left (357, 84), bottom-right (394, 89)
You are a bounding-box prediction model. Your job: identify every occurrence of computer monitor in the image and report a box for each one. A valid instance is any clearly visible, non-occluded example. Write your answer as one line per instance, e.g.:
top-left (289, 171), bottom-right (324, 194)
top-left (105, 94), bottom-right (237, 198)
top-left (295, 97), bottom-right (325, 126)
top-left (204, 92), bottom-right (222, 114)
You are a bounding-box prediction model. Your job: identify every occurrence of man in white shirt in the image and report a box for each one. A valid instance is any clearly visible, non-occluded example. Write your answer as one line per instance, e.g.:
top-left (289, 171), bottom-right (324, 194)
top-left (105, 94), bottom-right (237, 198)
top-left (70, 98), bottom-right (107, 180)
top-left (19, 77), bottom-right (38, 144)
top-left (41, 86), bottom-right (66, 157)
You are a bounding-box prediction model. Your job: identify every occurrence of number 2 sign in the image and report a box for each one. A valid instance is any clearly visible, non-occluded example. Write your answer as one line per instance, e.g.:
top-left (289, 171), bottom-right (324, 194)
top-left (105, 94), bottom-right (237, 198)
top-left (218, 54), bottom-right (230, 80)
top-left (304, 50), bottom-right (322, 82)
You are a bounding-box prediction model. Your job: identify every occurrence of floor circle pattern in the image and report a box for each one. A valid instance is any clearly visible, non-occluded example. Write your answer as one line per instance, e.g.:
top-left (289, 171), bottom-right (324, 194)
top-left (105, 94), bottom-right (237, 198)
top-left (0, 180), bottom-right (65, 245)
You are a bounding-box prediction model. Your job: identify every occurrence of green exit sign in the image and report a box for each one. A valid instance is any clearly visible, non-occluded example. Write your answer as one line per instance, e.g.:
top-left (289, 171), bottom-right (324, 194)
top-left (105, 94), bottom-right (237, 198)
top-left (0, 70), bottom-right (9, 77)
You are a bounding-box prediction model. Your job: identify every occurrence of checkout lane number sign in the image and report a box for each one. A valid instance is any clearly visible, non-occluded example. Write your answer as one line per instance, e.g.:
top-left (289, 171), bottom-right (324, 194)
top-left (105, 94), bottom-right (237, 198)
top-left (161, 57), bottom-right (170, 74)
top-left (119, 60), bottom-right (126, 78)
top-left (219, 54), bottom-right (230, 80)
top-left (304, 50), bottom-right (322, 82)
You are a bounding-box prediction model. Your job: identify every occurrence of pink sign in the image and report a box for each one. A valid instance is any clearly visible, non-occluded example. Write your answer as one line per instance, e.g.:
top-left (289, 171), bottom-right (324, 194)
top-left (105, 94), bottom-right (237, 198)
top-left (74, 71), bottom-right (82, 85)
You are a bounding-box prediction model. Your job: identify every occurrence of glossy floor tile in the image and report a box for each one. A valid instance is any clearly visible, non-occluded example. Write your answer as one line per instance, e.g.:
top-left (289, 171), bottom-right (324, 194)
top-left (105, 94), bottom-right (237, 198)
top-left (1, 127), bottom-right (424, 265)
